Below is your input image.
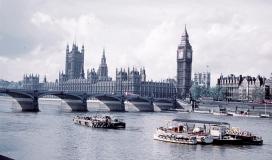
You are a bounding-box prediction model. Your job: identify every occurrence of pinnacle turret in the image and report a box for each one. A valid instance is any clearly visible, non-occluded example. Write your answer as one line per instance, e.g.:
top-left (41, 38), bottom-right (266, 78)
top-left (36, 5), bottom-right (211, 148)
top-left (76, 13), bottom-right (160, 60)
top-left (180, 25), bottom-right (190, 46)
top-left (80, 65), bottom-right (85, 79)
top-left (101, 48), bottom-right (106, 64)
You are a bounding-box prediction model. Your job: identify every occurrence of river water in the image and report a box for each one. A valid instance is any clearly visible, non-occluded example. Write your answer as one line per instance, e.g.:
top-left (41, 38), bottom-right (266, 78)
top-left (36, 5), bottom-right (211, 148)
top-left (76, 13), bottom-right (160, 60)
top-left (0, 99), bottom-right (271, 160)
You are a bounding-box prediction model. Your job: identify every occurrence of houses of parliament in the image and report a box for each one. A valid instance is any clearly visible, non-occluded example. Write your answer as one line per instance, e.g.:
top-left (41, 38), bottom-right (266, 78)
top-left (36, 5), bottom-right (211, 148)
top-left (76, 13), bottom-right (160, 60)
top-left (22, 27), bottom-right (193, 99)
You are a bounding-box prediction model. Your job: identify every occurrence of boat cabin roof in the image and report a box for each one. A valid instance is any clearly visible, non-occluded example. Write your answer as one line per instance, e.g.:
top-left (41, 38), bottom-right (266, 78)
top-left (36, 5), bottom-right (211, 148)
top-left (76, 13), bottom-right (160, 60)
top-left (172, 119), bottom-right (230, 125)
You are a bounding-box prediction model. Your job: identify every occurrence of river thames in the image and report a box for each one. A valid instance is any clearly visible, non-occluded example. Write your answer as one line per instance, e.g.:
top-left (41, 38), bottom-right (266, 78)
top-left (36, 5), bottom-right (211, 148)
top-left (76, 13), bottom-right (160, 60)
top-left (0, 99), bottom-right (271, 160)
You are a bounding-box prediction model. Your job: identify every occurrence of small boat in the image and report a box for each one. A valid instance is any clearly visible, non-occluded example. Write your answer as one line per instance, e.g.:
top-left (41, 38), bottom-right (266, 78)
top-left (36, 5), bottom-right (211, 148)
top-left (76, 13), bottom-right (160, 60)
top-left (193, 109), bottom-right (211, 114)
top-left (260, 103), bottom-right (270, 118)
top-left (228, 111), bottom-right (260, 118)
top-left (213, 106), bottom-right (229, 116)
top-left (73, 115), bottom-right (126, 129)
top-left (260, 114), bottom-right (270, 118)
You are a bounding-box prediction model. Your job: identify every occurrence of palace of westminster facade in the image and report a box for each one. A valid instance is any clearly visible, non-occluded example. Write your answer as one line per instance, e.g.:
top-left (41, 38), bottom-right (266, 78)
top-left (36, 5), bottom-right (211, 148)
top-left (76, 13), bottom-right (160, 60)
top-left (17, 26), bottom-right (272, 101)
top-left (22, 27), bottom-right (193, 99)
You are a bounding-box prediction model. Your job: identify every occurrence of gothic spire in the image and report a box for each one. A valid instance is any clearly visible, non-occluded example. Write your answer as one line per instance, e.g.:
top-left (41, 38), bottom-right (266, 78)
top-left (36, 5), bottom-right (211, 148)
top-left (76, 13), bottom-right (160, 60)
top-left (66, 44), bottom-right (69, 52)
top-left (43, 75), bottom-right (47, 83)
top-left (183, 24), bottom-right (188, 37)
top-left (80, 65), bottom-right (85, 79)
top-left (101, 48), bottom-right (106, 64)
top-left (180, 25), bottom-right (190, 46)
top-left (81, 45), bottom-right (84, 54)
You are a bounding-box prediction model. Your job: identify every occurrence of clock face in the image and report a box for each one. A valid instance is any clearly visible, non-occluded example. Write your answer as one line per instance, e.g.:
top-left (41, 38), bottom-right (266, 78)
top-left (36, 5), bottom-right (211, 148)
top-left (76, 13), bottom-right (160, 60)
top-left (177, 49), bottom-right (183, 59)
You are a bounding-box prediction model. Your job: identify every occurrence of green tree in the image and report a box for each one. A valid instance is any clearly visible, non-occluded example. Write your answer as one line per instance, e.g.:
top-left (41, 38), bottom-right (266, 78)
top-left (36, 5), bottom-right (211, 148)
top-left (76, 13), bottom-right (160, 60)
top-left (252, 86), bottom-right (265, 100)
top-left (190, 84), bottom-right (202, 100)
top-left (209, 86), bottom-right (226, 101)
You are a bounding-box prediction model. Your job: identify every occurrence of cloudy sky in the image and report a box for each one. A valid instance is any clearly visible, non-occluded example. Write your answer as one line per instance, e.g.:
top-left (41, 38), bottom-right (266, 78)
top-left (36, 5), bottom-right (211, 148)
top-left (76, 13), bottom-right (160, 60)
top-left (0, 0), bottom-right (271, 86)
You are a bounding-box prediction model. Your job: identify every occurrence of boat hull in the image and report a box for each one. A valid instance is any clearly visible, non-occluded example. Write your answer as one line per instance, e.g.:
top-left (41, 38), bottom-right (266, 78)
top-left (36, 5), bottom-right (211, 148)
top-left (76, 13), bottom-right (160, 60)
top-left (228, 112), bottom-right (260, 118)
top-left (196, 135), bottom-right (213, 144)
top-left (213, 139), bottom-right (263, 145)
top-left (153, 134), bottom-right (197, 145)
top-left (260, 114), bottom-right (270, 118)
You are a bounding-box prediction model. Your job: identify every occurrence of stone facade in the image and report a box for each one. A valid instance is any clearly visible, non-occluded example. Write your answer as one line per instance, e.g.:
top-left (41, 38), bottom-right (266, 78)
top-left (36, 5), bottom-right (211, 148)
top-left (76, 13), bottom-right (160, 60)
top-left (265, 73), bottom-right (272, 99)
top-left (54, 67), bottom-right (176, 98)
top-left (97, 48), bottom-right (111, 81)
top-left (217, 74), bottom-right (266, 101)
top-left (193, 72), bottom-right (211, 89)
top-left (0, 79), bottom-right (22, 89)
top-left (22, 44), bottom-right (176, 99)
top-left (62, 43), bottom-right (85, 80)
top-left (177, 26), bottom-right (192, 98)
top-left (22, 74), bottom-right (40, 90)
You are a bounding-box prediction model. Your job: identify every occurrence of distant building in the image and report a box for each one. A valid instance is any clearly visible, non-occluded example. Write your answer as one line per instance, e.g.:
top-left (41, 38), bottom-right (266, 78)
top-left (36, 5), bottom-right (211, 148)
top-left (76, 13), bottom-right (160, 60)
top-left (265, 73), bottom-right (272, 99)
top-left (55, 67), bottom-right (176, 98)
top-left (115, 68), bottom-right (176, 98)
top-left (97, 48), bottom-right (111, 81)
top-left (177, 26), bottom-right (193, 98)
top-left (193, 72), bottom-right (211, 89)
top-left (59, 43), bottom-right (85, 81)
top-left (21, 44), bottom-right (176, 99)
top-left (0, 79), bottom-right (10, 88)
top-left (0, 79), bottom-right (22, 89)
top-left (22, 74), bottom-right (40, 90)
top-left (217, 74), bottom-right (266, 101)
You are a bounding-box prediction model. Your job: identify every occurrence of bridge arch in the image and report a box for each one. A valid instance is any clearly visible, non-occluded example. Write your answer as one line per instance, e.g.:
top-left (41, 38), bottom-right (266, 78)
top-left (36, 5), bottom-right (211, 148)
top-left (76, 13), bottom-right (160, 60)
top-left (39, 91), bottom-right (83, 100)
top-left (87, 94), bottom-right (124, 111)
top-left (91, 94), bottom-right (122, 101)
top-left (38, 91), bottom-right (87, 112)
top-left (153, 98), bottom-right (174, 111)
top-left (125, 96), bottom-right (154, 112)
top-left (154, 98), bottom-right (173, 103)
top-left (0, 89), bottom-right (38, 112)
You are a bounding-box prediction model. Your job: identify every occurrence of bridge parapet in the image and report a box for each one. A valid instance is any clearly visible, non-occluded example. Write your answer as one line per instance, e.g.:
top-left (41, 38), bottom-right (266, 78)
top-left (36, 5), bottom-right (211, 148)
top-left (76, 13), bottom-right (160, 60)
top-left (0, 88), bottom-right (39, 112)
top-left (153, 98), bottom-right (175, 111)
top-left (0, 88), bottom-right (176, 112)
top-left (125, 95), bottom-right (154, 112)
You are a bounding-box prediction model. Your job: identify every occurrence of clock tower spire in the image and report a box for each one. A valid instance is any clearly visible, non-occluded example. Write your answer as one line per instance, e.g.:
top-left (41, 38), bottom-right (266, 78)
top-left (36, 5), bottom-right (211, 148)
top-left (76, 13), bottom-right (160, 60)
top-left (176, 25), bottom-right (193, 98)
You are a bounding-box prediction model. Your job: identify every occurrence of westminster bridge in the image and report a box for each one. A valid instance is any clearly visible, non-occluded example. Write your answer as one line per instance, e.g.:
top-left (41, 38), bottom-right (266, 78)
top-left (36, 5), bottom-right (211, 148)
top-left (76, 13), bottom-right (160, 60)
top-left (0, 88), bottom-right (180, 112)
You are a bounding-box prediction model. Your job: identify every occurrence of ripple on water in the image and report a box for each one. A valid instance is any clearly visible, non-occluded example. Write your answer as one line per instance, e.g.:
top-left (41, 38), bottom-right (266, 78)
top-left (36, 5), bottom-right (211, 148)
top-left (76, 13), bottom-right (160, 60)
top-left (0, 103), bottom-right (272, 160)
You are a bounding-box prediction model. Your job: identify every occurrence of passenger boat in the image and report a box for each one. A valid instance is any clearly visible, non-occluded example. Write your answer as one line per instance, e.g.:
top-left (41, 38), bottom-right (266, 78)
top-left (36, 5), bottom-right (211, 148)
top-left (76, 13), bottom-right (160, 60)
top-left (73, 115), bottom-right (126, 129)
top-left (155, 119), bottom-right (263, 145)
top-left (154, 119), bottom-right (214, 145)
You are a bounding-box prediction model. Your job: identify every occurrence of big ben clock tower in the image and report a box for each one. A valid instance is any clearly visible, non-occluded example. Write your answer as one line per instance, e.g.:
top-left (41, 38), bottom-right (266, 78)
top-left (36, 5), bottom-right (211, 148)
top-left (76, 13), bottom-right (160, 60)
top-left (177, 26), bottom-right (192, 98)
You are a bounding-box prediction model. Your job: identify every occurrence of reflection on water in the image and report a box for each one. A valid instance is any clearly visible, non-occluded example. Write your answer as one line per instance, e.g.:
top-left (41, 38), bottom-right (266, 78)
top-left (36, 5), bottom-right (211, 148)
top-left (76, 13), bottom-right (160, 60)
top-left (0, 99), bottom-right (271, 160)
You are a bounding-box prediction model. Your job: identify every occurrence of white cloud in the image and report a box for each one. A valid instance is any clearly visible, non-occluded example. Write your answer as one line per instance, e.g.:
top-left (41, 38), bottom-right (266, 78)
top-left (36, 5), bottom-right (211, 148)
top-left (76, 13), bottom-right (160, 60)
top-left (133, 20), bottom-right (178, 80)
top-left (0, 0), bottom-right (272, 86)
top-left (31, 12), bottom-right (53, 26)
